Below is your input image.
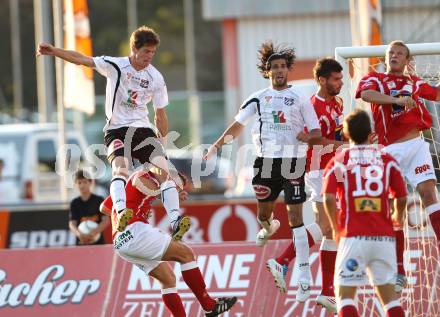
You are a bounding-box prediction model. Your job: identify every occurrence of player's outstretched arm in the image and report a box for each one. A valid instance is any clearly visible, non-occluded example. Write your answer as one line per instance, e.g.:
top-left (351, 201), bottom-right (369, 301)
top-left (36, 42), bottom-right (95, 67)
top-left (203, 121), bottom-right (244, 160)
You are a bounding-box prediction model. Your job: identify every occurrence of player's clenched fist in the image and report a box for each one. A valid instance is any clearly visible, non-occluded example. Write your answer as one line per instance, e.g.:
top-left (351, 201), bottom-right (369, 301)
top-left (36, 43), bottom-right (55, 57)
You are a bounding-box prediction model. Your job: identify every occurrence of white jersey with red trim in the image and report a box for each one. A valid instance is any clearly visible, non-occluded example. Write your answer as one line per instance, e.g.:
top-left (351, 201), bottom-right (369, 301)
top-left (234, 85), bottom-right (320, 158)
top-left (93, 56), bottom-right (169, 131)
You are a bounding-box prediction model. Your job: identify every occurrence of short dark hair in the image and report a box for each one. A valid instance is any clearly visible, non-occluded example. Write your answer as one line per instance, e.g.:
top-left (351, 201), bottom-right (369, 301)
top-left (74, 169), bottom-right (91, 182)
top-left (313, 57), bottom-right (343, 81)
top-left (343, 109), bottom-right (372, 144)
top-left (130, 26), bottom-right (160, 50)
top-left (257, 41), bottom-right (296, 79)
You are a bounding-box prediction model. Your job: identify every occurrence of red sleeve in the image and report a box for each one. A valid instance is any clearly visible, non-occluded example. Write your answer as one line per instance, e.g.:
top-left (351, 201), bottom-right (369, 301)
top-left (101, 196), bottom-right (113, 215)
top-left (355, 72), bottom-right (380, 99)
top-left (322, 159), bottom-right (338, 195)
top-left (415, 78), bottom-right (438, 101)
top-left (388, 161), bottom-right (407, 198)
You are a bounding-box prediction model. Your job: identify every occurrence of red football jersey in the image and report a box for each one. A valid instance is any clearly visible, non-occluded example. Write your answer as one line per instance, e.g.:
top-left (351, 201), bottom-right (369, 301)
top-left (323, 145), bottom-right (407, 237)
top-left (306, 94), bottom-right (344, 170)
top-left (102, 171), bottom-right (159, 238)
top-left (355, 72), bottom-right (437, 145)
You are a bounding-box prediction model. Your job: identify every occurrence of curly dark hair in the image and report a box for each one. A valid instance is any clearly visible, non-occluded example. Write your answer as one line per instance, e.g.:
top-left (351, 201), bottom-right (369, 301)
top-left (257, 41), bottom-right (296, 79)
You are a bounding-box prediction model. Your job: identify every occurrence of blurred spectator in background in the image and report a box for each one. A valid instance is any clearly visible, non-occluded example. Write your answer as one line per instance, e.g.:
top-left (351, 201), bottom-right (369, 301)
top-left (69, 170), bottom-right (109, 245)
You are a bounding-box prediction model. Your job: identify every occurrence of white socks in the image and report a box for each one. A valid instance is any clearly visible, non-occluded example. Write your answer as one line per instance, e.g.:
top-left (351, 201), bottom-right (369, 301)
top-left (160, 180), bottom-right (181, 226)
top-left (110, 176), bottom-right (127, 212)
top-left (293, 225), bottom-right (311, 281)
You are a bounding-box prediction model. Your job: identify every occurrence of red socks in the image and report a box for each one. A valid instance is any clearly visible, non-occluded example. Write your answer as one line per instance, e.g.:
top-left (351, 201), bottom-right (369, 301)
top-left (319, 239), bottom-right (337, 296)
top-left (162, 288), bottom-right (186, 317)
top-left (427, 205), bottom-right (440, 243)
top-left (338, 299), bottom-right (359, 317)
top-left (394, 228), bottom-right (405, 275)
top-left (181, 261), bottom-right (216, 312)
top-left (384, 300), bottom-right (405, 317)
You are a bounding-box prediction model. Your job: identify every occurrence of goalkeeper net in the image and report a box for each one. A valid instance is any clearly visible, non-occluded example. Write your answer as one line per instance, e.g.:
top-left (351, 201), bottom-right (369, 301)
top-left (335, 43), bottom-right (440, 317)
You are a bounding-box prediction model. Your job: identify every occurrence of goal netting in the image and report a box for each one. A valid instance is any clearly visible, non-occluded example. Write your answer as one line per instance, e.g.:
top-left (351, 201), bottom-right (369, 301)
top-left (335, 42), bottom-right (440, 317)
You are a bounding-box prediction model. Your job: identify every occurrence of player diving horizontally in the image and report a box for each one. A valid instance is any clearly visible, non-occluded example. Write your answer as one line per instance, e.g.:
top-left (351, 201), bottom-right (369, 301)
top-left (100, 167), bottom-right (237, 317)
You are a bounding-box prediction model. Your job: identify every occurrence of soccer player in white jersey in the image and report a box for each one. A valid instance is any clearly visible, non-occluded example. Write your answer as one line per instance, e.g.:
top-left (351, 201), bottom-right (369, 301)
top-left (323, 109), bottom-right (407, 317)
top-left (36, 26), bottom-right (190, 239)
top-left (356, 40), bottom-right (440, 291)
top-left (204, 41), bottom-right (321, 302)
top-left (267, 58), bottom-right (346, 312)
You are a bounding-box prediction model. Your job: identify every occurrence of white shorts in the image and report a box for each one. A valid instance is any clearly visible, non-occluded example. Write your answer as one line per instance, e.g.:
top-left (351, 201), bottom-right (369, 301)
top-left (113, 221), bottom-right (172, 274)
top-left (305, 169), bottom-right (324, 203)
top-left (384, 137), bottom-right (436, 188)
top-left (334, 236), bottom-right (396, 287)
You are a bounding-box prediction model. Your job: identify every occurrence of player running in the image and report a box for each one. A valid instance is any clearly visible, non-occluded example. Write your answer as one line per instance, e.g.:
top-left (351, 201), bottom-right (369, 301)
top-left (204, 41), bottom-right (321, 302)
top-left (356, 40), bottom-right (440, 291)
top-left (323, 109), bottom-right (407, 317)
top-left (100, 168), bottom-right (237, 317)
top-left (37, 26), bottom-right (190, 238)
top-left (266, 57), bottom-right (346, 311)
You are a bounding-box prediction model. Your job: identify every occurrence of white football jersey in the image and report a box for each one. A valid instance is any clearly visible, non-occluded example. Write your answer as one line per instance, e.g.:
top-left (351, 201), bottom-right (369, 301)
top-left (234, 86), bottom-right (319, 158)
top-left (93, 56), bottom-right (168, 131)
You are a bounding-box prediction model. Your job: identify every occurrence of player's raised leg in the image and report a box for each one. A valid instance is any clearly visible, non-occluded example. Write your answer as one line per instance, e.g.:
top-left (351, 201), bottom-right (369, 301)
top-left (108, 144), bottom-right (133, 232)
top-left (255, 200), bottom-right (280, 247)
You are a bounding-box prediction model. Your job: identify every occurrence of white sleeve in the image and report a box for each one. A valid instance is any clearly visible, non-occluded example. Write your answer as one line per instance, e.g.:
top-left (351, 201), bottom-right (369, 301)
top-left (301, 95), bottom-right (320, 130)
top-left (234, 98), bottom-right (257, 126)
top-left (93, 56), bottom-right (111, 77)
top-left (153, 74), bottom-right (169, 109)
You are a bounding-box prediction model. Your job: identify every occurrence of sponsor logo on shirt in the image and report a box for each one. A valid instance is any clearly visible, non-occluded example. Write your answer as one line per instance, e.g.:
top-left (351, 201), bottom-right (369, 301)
top-left (284, 97), bottom-right (294, 106)
top-left (415, 164), bottom-right (431, 174)
top-left (124, 89), bottom-right (139, 109)
top-left (140, 79), bottom-right (149, 88)
top-left (269, 111), bottom-right (292, 131)
top-left (272, 111), bottom-right (286, 123)
top-left (354, 197), bottom-right (381, 212)
top-left (265, 96), bottom-right (273, 103)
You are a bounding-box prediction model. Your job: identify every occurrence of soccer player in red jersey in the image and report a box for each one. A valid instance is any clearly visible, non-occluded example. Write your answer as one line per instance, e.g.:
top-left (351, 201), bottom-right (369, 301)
top-left (356, 40), bottom-right (440, 291)
top-left (266, 58), bottom-right (346, 311)
top-left (100, 168), bottom-right (237, 317)
top-left (323, 109), bottom-right (407, 317)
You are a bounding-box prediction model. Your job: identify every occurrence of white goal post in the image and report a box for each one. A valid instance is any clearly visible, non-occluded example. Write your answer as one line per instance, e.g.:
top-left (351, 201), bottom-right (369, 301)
top-left (335, 42), bottom-right (440, 115)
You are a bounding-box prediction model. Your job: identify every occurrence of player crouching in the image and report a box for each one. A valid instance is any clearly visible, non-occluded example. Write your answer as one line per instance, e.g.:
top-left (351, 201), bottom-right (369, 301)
top-left (100, 169), bottom-right (237, 316)
top-left (323, 109), bottom-right (407, 317)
